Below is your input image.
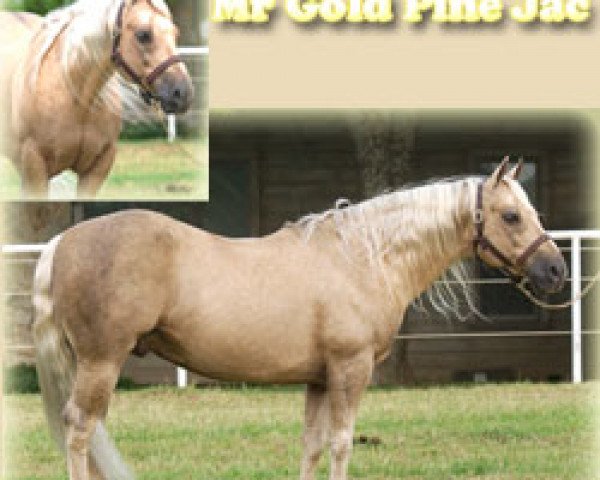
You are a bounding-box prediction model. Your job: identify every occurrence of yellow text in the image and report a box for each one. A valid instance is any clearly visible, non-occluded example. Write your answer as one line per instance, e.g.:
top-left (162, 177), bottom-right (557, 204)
top-left (403, 0), bottom-right (504, 22)
top-left (286, 0), bottom-right (394, 22)
top-left (212, 0), bottom-right (276, 22)
top-left (511, 0), bottom-right (590, 22)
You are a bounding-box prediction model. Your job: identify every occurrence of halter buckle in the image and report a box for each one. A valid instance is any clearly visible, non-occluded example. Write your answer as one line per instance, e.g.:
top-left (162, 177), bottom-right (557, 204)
top-left (140, 90), bottom-right (154, 106)
top-left (516, 276), bottom-right (528, 290)
top-left (474, 209), bottom-right (484, 224)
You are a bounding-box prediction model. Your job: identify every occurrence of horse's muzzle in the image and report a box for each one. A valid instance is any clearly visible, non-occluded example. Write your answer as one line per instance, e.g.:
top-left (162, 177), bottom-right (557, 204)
top-left (526, 253), bottom-right (568, 294)
top-left (155, 74), bottom-right (194, 114)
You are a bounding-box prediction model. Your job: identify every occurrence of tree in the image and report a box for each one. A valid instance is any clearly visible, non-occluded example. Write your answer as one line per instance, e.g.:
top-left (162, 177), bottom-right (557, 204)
top-left (349, 112), bottom-right (417, 385)
top-left (2, 0), bottom-right (68, 14)
top-left (2, 0), bottom-right (177, 15)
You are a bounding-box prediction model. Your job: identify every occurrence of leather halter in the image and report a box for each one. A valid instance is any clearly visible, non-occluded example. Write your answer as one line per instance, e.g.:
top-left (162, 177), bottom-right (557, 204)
top-left (110, 1), bottom-right (184, 105)
top-left (473, 182), bottom-right (551, 282)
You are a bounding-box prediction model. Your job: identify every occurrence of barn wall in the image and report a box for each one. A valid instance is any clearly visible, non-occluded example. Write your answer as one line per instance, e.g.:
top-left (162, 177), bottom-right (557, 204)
top-left (258, 125), bottom-right (362, 234)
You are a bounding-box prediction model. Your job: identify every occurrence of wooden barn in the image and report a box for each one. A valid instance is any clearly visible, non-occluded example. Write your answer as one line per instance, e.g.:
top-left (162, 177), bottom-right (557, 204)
top-left (3, 110), bottom-right (598, 385)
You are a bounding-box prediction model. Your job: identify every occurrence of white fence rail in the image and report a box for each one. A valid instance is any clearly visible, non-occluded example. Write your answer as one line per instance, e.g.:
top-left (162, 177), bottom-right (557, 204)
top-left (3, 230), bottom-right (599, 387)
top-left (548, 230), bottom-right (600, 383)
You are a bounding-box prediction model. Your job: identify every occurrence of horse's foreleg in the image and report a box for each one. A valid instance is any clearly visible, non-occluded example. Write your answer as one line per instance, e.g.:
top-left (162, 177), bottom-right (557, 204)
top-left (327, 350), bottom-right (373, 480)
top-left (64, 361), bottom-right (120, 480)
top-left (20, 138), bottom-right (49, 198)
top-left (88, 458), bottom-right (104, 480)
top-left (300, 384), bottom-right (329, 480)
top-left (76, 144), bottom-right (116, 198)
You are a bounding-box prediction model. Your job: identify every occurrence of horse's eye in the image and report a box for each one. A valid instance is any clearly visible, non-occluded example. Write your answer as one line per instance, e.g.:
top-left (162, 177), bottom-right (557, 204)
top-left (135, 29), bottom-right (153, 44)
top-left (502, 211), bottom-right (520, 225)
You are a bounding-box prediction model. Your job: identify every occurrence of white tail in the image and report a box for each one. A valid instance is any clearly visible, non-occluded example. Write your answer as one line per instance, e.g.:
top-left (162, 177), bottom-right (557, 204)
top-left (32, 234), bottom-right (134, 480)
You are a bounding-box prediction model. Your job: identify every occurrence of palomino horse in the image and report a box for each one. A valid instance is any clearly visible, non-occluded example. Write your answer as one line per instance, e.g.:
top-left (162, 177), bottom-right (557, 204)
top-left (0, 0), bottom-right (193, 198)
top-left (32, 159), bottom-right (566, 480)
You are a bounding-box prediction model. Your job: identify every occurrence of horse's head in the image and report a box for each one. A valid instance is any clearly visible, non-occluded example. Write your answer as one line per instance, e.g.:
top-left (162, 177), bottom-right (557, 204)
top-left (474, 157), bottom-right (567, 294)
top-left (112, 0), bottom-right (193, 114)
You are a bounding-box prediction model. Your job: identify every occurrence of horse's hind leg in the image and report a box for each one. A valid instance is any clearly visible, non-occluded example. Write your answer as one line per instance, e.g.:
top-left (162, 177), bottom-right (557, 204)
top-left (300, 384), bottom-right (329, 480)
top-left (76, 144), bottom-right (116, 198)
top-left (20, 138), bottom-right (49, 198)
top-left (63, 361), bottom-right (121, 480)
top-left (327, 350), bottom-right (373, 480)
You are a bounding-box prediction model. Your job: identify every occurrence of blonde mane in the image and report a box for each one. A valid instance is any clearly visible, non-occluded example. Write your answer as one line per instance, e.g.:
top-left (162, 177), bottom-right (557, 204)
top-left (30, 0), bottom-right (119, 87)
top-left (29, 0), bottom-right (171, 122)
top-left (293, 176), bottom-right (486, 320)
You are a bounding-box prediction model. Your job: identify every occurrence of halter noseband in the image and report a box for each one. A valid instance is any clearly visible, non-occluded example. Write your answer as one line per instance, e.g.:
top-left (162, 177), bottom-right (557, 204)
top-left (111, 1), bottom-right (184, 105)
top-left (473, 182), bottom-right (551, 283)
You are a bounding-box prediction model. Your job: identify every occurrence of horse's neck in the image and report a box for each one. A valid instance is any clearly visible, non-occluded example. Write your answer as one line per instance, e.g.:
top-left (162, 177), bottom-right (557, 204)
top-left (57, 8), bottom-right (116, 108)
top-left (365, 181), bottom-right (475, 310)
top-left (388, 224), bottom-right (471, 303)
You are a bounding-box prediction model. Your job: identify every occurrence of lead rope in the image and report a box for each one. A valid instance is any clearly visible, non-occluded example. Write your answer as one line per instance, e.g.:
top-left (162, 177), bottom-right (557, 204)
top-left (515, 269), bottom-right (600, 310)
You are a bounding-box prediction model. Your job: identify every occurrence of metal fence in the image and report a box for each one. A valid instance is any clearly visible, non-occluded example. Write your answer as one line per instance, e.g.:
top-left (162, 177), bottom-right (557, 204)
top-left (3, 230), bottom-right (599, 387)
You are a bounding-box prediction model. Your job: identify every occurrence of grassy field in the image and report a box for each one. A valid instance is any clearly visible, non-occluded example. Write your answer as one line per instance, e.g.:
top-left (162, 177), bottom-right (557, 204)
top-left (0, 138), bottom-right (208, 200)
top-left (4, 383), bottom-right (597, 479)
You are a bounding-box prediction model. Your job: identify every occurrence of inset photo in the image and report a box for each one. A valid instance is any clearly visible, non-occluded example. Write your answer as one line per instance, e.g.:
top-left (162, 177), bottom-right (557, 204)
top-left (0, 0), bottom-right (208, 200)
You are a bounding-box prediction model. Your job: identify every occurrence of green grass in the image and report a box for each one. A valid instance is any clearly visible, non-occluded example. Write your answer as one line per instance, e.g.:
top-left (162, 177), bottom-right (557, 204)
top-left (4, 383), bottom-right (598, 479)
top-left (0, 138), bottom-right (208, 200)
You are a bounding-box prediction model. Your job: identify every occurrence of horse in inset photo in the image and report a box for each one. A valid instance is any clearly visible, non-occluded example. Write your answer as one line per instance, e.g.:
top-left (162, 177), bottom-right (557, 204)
top-left (0, 0), bottom-right (193, 198)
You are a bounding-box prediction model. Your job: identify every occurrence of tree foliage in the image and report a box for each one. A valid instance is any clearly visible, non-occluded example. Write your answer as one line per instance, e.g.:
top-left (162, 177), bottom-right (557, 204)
top-left (2, 0), bottom-right (67, 15)
top-left (2, 0), bottom-right (176, 15)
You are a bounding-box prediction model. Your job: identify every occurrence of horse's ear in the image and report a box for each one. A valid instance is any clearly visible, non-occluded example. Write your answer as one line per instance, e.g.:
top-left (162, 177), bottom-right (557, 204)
top-left (508, 157), bottom-right (524, 181)
top-left (491, 156), bottom-right (510, 187)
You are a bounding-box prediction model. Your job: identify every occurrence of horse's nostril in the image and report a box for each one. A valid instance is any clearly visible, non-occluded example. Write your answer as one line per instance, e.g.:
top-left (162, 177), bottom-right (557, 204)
top-left (549, 263), bottom-right (563, 281)
top-left (173, 88), bottom-right (181, 99)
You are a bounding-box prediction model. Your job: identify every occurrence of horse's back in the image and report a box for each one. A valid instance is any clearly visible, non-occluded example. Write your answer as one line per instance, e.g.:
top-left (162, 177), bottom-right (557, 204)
top-left (49, 210), bottom-right (377, 383)
top-left (49, 210), bottom-right (323, 379)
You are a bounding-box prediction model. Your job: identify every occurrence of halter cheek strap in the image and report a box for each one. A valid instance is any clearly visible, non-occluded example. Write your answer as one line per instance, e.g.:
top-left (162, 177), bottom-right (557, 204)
top-left (473, 182), bottom-right (551, 281)
top-left (111, 1), bottom-right (184, 105)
